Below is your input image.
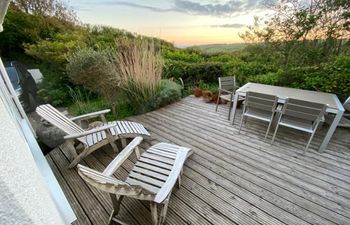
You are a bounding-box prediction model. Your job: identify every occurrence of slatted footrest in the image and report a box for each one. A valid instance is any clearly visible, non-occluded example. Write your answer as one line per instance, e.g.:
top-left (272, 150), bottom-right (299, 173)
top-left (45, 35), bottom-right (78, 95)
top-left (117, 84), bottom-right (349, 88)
top-left (126, 143), bottom-right (192, 203)
top-left (85, 121), bottom-right (151, 146)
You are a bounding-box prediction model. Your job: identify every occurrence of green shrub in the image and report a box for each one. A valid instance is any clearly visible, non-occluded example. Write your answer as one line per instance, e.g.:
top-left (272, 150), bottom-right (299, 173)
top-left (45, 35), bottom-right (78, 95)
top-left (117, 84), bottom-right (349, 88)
top-left (301, 55), bottom-right (350, 100)
top-left (248, 72), bottom-right (280, 86)
top-left (68, 88), bottom-right (134, 120)
top-left (245, 55), bottom-right (350, 100)
top-left (153, 79), bottom-right (182, 108)
top-left (200, 82), bottom-right (219, 93)
top-left (66, 48), bottom-right (120, 105)
top-left (162, 48), bottom-right (204, 63)
top-left (36, 64), bottom-right (73, 106)
top-left (163, 60), bottom-right (225, 84)
top-left (224, 61), bottom-right (278, 86)
top-left (25, 32), bottom-right (87, 66)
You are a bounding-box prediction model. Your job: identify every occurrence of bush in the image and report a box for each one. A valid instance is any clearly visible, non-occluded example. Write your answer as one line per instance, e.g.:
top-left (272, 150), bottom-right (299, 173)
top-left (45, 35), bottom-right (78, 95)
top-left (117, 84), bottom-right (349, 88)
top-left (163, 60), bottom-right (225, 84)
top-left (66, 48), bottom-right (120, 105)
top-left (36, 64), bottom-right (73, 106)
top-left (224, 60), bottom-right (278, 86)
top-left (245, 55), bottom-right (350, 100)
top-left (162, 48), bottom-right (204, 63)
top-left (301, 55), bottom-right (350, 100)
top-left (25, 32), bottom-right (87, 66)
top-left (67, 88), bottom-right (134, 120)
top-left (153, 80), bottom-right (182, 108)
top-left (248, 72), bottom-right (280, 86)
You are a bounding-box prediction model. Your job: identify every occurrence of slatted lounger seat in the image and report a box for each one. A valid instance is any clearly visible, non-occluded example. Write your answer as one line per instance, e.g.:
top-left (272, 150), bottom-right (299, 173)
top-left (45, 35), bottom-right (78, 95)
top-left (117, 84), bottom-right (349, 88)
top-left (78, 136), bottom-right (193, 225)
top-left (36, 104), bottom-right (150, 168)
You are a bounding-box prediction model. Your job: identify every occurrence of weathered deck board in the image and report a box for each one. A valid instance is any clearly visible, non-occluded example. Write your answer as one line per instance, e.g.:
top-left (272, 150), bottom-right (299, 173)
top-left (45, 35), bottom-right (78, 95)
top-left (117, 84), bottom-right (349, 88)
top-left (46, 96), bottom-right (350, 225)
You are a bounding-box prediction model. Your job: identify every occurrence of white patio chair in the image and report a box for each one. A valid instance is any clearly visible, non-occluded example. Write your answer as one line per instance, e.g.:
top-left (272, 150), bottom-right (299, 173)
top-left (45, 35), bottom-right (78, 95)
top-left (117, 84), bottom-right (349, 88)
top-left (271, 98), bottom-right (327, 152)
top-left (238, 91), bottom-right (279, 139)
top-left (77, 136), bottom-right (193, 225)
top-left (215, 76), bottom-right (244, 120)
top-left (36, 104), bottom-right (150, 168)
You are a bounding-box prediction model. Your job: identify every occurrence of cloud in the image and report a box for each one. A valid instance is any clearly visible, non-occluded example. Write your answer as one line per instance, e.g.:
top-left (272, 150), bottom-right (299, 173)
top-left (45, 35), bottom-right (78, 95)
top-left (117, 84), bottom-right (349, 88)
top-left (211, 23), bottom-right (246, 28)
top-left (98, 0), bottom-right (266, 17)
top-left (98, 1), bottom-right (174, 13)
top-left (174, 0), bottom-right (262, 16)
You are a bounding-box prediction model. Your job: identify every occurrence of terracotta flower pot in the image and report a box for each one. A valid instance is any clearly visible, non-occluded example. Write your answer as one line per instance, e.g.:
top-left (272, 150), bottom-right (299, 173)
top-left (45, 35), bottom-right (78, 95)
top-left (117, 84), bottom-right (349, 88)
top-left (194, 87), bottom-right (202, 97)
top-left (202, 91), bottom-right (213, 103)
top-left (211, 93), bottom-right (219, 103)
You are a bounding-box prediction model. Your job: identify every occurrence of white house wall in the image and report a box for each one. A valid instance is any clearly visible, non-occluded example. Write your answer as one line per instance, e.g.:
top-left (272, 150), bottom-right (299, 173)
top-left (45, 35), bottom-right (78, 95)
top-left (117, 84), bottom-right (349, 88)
top-left (0, 82), bottom-right (65, 225)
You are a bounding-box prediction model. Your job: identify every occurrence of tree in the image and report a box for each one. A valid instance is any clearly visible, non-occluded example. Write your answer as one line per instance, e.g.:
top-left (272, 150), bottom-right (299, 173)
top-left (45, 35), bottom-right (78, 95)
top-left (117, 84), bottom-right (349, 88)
top-left (0, 1), bottom-right (78, 56)
top-left (240, 0), bottom-right (350, 65)
top-left (12, 0), bottom-right (77, 24)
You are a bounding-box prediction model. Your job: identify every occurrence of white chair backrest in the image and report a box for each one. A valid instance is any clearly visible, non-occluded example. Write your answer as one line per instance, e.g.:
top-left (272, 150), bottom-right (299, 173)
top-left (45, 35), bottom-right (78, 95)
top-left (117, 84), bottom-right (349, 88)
top-left (245, 91), bottom-right (278, 112)
top-left (36, 104), bottom-right (87, 144)
top-left (218, 76), bottom-right (236, 92)
top-left (343, 97), bottom-right (350, 111)
top-left (282, 98), bottom-right (326, 125)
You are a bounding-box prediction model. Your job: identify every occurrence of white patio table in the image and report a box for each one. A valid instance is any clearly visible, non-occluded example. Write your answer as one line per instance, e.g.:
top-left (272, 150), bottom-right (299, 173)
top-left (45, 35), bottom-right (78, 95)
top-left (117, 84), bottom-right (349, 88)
top-left (231, 83), bottom-right (345, 152)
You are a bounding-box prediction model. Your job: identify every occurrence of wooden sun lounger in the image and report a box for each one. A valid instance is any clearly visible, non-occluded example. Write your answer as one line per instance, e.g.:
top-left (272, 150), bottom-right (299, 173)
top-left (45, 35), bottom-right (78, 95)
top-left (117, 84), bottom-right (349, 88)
top-left (77, 136), bottom-right (193, 225)
top-left (36, 104), bottom-right (150, 167)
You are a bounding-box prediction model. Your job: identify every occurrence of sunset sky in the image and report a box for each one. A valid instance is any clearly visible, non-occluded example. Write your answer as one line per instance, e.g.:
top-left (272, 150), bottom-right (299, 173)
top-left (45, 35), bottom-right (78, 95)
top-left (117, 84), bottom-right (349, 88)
top-left (71, 0), bottom-right (271, 46)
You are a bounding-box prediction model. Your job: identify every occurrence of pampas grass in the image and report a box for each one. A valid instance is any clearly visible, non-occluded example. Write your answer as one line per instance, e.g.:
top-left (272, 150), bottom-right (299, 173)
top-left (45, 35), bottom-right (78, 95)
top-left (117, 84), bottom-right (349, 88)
top-left (115, 37), bottom-right (163, 112)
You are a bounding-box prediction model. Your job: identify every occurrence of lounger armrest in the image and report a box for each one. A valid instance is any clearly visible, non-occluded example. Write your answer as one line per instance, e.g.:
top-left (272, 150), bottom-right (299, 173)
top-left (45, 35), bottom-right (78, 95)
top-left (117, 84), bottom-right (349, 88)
top-left (154, 147), bottom-right (191, 204)
top-left (103, 137), bottom-right (144, 176)
top-left (64, 123), bottom-right (117, 140)
top-left (70, 109), bottom-right (111, 122)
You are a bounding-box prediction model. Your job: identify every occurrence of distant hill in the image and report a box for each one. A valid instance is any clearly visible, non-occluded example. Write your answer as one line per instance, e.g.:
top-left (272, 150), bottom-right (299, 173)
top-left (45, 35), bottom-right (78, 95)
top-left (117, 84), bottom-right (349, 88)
top-left (189, 43), bottom-right (247, 54)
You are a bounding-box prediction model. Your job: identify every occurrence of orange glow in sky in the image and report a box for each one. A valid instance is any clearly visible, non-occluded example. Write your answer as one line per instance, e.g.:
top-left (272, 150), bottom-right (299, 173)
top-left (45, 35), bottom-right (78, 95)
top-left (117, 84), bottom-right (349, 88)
top-left (72, 0), bottom-right (267, 46)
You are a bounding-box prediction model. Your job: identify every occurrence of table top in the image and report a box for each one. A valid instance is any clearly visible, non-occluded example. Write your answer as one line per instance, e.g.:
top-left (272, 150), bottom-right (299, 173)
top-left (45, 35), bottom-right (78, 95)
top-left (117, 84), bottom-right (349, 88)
top-left (237, 83), bottom-right (342, 110)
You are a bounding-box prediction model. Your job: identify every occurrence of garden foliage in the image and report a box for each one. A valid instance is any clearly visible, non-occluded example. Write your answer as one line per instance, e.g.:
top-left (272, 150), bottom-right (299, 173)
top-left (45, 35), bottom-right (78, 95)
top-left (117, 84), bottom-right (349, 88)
top-left (0, 0), bottom-right (349, 118)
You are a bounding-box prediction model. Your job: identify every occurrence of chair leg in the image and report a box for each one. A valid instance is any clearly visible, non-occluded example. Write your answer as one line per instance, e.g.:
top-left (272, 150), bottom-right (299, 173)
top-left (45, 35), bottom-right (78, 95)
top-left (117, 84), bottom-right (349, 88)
top-left (228, 100), bottom-right (233, 120)
top-left (109, 141), bottom-right (119, 153)
top-left (238, 115), bottom-right (245, 134)
top-left (68, 144), bottom-right (100, 168)
top-left (105, 131), bottom-right (119, 153)
top-left (264, 119), bottom-right (273, 140)
top-left (108, 195), bottom-right (124, 225)
top-left (215, 92), bottom-right (221, 112)
top-left (159, 201), bottom-right (170, 225)
top-left (121, 138), bottom-right (127, 148)
top-left (177, 168), bottom-right (184, 188)
top-left (177, 175), bottom-right (182, 189)
top-left (304, 132), bottom-right (316, 154)
top-left (63, 140), bottom-right (78, 162)
top-left (150, 203), bottom-right (159, 225)
top-left (68, 147), bottom-right (89, 168)
top-left (271, 123), bottom-right (280, 145)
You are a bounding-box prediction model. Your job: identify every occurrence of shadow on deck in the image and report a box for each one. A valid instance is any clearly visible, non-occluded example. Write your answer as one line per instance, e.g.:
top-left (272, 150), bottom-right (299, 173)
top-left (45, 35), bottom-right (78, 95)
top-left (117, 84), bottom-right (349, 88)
top-left (46, 96), bottom-right (350, 225)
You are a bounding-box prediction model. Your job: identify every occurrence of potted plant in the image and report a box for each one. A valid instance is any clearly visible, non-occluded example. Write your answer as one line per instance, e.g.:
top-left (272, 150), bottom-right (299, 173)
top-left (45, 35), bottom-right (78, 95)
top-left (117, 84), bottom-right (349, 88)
top-left (193, 87), bottom-right (202, 97)
top-left (211, 91), bottom-right (219, 103)
top-left (202, 90), bottom-right (213, 103)
top-left (193, 80), bottom-right (204, 97)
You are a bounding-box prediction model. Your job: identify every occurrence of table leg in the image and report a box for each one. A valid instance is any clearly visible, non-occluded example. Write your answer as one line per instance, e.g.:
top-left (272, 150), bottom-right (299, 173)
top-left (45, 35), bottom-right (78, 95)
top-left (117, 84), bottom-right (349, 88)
top-left (231, 93), bottom-right (239, 125)
top-left (228, 93), bottom-right (233, 120)
top-left (319, 110), bottom-right (344, 152)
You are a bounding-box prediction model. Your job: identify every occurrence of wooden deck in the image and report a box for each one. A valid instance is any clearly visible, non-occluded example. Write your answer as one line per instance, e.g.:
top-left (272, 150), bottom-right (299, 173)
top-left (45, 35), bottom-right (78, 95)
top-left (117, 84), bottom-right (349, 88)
top-left (46, 96), bottom-right (350, 225)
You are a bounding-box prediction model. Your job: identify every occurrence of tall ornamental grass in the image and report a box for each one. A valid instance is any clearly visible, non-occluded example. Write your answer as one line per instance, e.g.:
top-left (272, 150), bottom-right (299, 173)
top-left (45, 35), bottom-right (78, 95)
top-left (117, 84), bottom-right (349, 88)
top-left (115, 37), bottom-right (163, 112)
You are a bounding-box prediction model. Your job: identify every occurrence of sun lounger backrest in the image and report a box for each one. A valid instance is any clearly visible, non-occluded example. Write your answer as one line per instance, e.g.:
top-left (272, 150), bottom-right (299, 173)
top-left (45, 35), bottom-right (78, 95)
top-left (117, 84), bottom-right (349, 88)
top-left (36, 104), bottom-right (87, 144)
